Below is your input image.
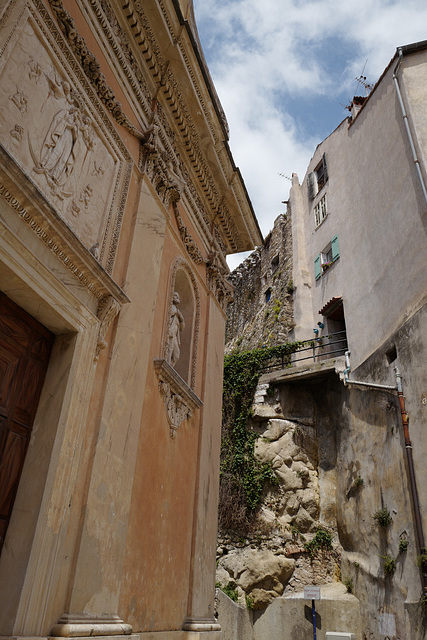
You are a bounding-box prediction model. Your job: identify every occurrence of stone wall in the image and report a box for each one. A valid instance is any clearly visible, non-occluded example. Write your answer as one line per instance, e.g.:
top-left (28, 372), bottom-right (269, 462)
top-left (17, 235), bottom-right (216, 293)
top-left (226, 213), bottom-right (294, 352)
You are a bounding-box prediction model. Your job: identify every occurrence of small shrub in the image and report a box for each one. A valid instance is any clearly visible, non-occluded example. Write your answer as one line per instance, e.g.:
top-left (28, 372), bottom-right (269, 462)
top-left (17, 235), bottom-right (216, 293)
top-left (381, 554), bottom-right (396, 576)
top-left (353, 561), bottom-right (360, 568)
top-left (399, 539), bottom-right (409, 554)
top-left (245, 595), bottom-right (254, 609)
top-left (305, 529), bottom-right (333, 558)
top-left (420, 592), bottom-right (427, 607)
top-left (287, 279), bottom-right (295, 294)
top-left (344, 577), bottom-right (354, 594)
top-left (218, 581), bottom-right (239, 602)
top-left (416, 549), bottom-right (427, 570)
top-left (374, 507), bottom-right (392, 528)
top-left (266, 385), bottom-right (275, 397)
top-left (354, 476), bottom-right (364, 488)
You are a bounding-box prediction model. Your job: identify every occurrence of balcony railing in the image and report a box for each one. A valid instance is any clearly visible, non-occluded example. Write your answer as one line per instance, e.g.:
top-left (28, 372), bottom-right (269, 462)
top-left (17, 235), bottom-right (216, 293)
top-left (260, 330), bottom-right (348, 374)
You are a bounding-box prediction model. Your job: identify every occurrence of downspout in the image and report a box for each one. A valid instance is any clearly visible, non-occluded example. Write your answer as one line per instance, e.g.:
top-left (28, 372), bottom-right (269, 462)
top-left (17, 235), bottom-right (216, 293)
top-left (393, 48), bottom-right (427, 207)
top-left (343, 351), bottom-right (397, 392)
top-left (395, 367), bottom-right (427, 591)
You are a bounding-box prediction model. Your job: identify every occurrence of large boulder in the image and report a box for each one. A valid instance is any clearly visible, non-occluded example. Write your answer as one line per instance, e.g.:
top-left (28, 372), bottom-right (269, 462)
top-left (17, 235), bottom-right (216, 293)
top-left (219, 549), bottom-right (295, 609)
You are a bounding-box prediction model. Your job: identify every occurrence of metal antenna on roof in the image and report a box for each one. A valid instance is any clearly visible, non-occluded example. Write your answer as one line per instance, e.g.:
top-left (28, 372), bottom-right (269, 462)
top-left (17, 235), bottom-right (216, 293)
top-left (355, 60), bottom-right (373, 95)
top-left (278, 172), bottom-right (292, 181)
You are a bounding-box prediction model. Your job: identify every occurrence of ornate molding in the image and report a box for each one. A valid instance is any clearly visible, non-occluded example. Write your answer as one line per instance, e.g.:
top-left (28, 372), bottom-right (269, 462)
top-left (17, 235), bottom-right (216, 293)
top-left (206, 248), bottom-right (234, 312)
top-left (141, 125), bottom-right (184, 206)
top-left (154, 359), bottom-right (202, 438)
top-left (47, 0), bottom-right (151, 142)
top-left (172, 202), bottom-right (204, 265)
top-left (95, 295), bottom-right (121, 359)
top-left (51, 613), bottom-right (132, 637)
top-left (0, 144), bottom-right (129, 306)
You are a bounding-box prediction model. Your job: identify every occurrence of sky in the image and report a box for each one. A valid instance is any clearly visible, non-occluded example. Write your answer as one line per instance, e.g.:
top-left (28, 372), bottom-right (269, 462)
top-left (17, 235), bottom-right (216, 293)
top-left (192, 0), bottom-right (427, 269)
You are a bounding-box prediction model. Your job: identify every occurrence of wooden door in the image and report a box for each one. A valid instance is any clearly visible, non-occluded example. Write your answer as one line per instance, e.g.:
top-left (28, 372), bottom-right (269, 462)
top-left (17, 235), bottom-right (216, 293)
top-left (0, 292), bottom-right (54, 553)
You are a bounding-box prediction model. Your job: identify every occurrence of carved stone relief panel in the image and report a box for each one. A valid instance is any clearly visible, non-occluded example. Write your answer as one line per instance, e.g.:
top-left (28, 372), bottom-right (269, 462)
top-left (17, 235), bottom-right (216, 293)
top-left (0, 5), bottom-right (132, 273)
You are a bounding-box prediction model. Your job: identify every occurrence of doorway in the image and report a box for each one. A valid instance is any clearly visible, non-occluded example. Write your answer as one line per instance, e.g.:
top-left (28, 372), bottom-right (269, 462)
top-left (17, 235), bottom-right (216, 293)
top-left (0, 292), bottom-right (54, 553)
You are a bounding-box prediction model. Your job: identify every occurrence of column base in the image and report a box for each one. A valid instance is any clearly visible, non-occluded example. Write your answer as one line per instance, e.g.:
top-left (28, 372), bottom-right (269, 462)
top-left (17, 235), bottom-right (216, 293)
top-left (50, 614), bottom-right (132, 637)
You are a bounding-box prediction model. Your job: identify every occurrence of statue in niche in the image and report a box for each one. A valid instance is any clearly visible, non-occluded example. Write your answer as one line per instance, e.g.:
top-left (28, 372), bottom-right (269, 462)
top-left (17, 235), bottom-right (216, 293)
top-left (166, 292), bottom-right (185, 368)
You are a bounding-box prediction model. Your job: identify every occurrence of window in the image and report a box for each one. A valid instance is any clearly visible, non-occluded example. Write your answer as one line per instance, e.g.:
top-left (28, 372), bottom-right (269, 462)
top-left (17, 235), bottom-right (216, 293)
top-left (271, 254), bottom-right (279, 274)
top-left (314, 235), bottom-right (339, 280)
top-left (307, 153), bottom-right (329, 200)
top-left (265, 288), bottom-right (272, 303)
top-left (314, 195), bottom-right (327, 227)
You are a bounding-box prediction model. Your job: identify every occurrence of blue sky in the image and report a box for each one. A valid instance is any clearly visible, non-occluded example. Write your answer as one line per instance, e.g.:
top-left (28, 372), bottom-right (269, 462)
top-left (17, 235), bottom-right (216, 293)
top-left (192, 0), bottom-right (427, 268)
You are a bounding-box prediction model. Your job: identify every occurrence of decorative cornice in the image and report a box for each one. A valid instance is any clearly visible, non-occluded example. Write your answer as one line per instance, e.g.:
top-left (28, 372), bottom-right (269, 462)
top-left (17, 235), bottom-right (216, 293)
top-left (0, 146), bottom-right (129, 306)
top-left (172, 202), bottom-right (205, 265)
top-left (47, 0), bottom-right (151, 142)
top-left (206, 248), bottom-right (234, 312)
top-left (154, 359), bottom-right (202, 438)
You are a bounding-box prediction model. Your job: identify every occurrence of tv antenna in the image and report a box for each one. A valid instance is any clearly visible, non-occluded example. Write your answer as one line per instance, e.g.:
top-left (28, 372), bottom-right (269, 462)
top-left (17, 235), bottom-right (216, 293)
top-left (278, 172), bottom-right (292, 181)
top-left (355, 60), bottom-right (373, 95)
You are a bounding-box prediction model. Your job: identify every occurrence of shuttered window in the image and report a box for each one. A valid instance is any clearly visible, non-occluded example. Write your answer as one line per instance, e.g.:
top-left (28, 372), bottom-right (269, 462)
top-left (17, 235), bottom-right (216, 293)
top-left (314, 255), bottom-right (322, 280)
top-left (331, 235), bottom-right (340, 261)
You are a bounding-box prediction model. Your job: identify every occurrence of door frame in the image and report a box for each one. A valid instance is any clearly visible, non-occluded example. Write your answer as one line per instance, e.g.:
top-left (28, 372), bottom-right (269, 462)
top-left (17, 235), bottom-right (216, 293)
top-left (0, 215), bottom-right (101, 636)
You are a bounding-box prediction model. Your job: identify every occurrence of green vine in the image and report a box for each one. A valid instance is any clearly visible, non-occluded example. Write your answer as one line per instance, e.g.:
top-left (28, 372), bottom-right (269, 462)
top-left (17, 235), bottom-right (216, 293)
top-left (219, 340), bottom-right (306, 532)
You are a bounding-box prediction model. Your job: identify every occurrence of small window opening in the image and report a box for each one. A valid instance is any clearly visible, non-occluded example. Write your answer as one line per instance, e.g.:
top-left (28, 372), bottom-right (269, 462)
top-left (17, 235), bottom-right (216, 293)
top-left (265, 288), bottom-right (272, 303)
top-left (386, 345), bottom-right (397, 365)
top-left (271, 255), bottom-right (279, 274)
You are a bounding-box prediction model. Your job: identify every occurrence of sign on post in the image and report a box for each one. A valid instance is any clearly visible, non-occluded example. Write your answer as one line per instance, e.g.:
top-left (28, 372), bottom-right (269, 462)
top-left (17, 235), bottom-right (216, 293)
top-left (304, 586), bottom-right (321, 640)
top-left (304, 586), bottom-right (321, 600)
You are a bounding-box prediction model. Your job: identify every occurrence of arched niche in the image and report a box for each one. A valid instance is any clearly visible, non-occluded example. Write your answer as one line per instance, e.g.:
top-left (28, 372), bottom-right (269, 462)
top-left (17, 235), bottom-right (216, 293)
top-left (164, 258), bottom-right (200, 389)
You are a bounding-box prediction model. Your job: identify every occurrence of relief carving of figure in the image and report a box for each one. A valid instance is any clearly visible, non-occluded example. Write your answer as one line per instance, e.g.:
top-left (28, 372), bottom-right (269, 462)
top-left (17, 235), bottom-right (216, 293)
top-left (166, 292), bottom-right (185, 368)
top-left (31, 106), bottom-right (94, 198)
top-left (39, 107), bottom-right (79, 185)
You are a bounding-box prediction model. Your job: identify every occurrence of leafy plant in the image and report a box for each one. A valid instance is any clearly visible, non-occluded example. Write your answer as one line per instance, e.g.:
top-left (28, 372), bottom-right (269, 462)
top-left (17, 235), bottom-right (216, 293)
top-left (286, 279), bottom-right (295, 294)
top-left (219, 340), bottom-right (307, 532)
top-left (245, 595), bottom-right (254, 609)
top-left (305, 529), bottom-right (333, 558)
top-left (354, 476), bottom-right (364, 488)
top-left (420, 592), bottom-right (427, 608)
top-left (344, 577), bottom-right (354, 594)
top-left (399, 539), bottom-right (409, 554)
top-left (217, 581), bottom-right (239, 602)
top-left (373, 507), bottom-right (392, 528)
top-left (381, 554), bottom-right (396, 576)
top-left (416, 548), bottom-right (427, 571)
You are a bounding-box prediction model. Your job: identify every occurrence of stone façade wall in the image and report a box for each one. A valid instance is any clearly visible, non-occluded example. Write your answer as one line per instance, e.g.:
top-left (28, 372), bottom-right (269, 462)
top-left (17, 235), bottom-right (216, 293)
top-left (226, 212), bottom-right (294, 352)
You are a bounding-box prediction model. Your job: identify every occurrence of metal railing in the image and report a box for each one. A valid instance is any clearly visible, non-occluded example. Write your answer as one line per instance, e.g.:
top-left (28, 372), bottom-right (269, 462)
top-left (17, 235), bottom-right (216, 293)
top-left (260, 330), bottom-right (348, 373)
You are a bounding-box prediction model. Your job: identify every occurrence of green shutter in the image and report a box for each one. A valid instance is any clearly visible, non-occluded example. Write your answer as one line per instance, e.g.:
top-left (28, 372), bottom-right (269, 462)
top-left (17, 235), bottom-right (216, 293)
top-left (307, 172), bottom-right (315, 200)
top-left (314, 254), bottom-right (321, 280)
top-left (331, 235), bottom-right (340, 262)
top-left (322, 153), bottom-right (329, 183)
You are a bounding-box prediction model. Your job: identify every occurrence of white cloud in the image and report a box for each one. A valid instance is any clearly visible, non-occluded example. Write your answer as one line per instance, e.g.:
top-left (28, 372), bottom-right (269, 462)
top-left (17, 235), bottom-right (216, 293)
top-left (192, 0), bottom-right (427, 267)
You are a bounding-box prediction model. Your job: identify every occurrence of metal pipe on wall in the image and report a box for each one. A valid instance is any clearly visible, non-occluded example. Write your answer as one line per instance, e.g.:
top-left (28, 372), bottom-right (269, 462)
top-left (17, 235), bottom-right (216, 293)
top-left (395, 367), bottom-right (427, 591)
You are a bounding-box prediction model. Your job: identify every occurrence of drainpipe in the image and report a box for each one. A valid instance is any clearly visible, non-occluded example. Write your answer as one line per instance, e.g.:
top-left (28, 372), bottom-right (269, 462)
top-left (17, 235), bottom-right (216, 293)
top-left (395, 367), bottom-right (427, 591)
top-left (343, 351), bottom-right (397, 392)
top-left (393, 48), bottom-right (427, 207)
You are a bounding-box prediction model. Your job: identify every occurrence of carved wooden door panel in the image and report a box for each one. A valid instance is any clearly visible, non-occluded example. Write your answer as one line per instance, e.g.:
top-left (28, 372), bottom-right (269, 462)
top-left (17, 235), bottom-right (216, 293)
top-left (0, 292), bottom-right (54, 553)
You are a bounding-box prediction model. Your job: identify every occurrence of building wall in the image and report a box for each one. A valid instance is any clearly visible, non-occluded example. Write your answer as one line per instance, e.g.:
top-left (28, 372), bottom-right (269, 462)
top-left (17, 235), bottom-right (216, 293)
top-left (291, 51), bottom-right (427, 371)
top-left (0, 1), bottom-right (261, 639)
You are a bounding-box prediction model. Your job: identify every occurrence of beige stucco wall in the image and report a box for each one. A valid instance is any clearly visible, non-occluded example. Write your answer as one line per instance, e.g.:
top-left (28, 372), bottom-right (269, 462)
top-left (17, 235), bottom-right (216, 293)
top-left (292, 53), bottom-right (427, 371)
top-left (0, 0), bottom-right (261, 638)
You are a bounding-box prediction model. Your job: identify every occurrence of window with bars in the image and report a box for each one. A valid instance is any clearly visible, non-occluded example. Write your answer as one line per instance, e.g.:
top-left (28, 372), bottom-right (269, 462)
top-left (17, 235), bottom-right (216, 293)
top-left (314, 195), bottom-right (327, 227)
